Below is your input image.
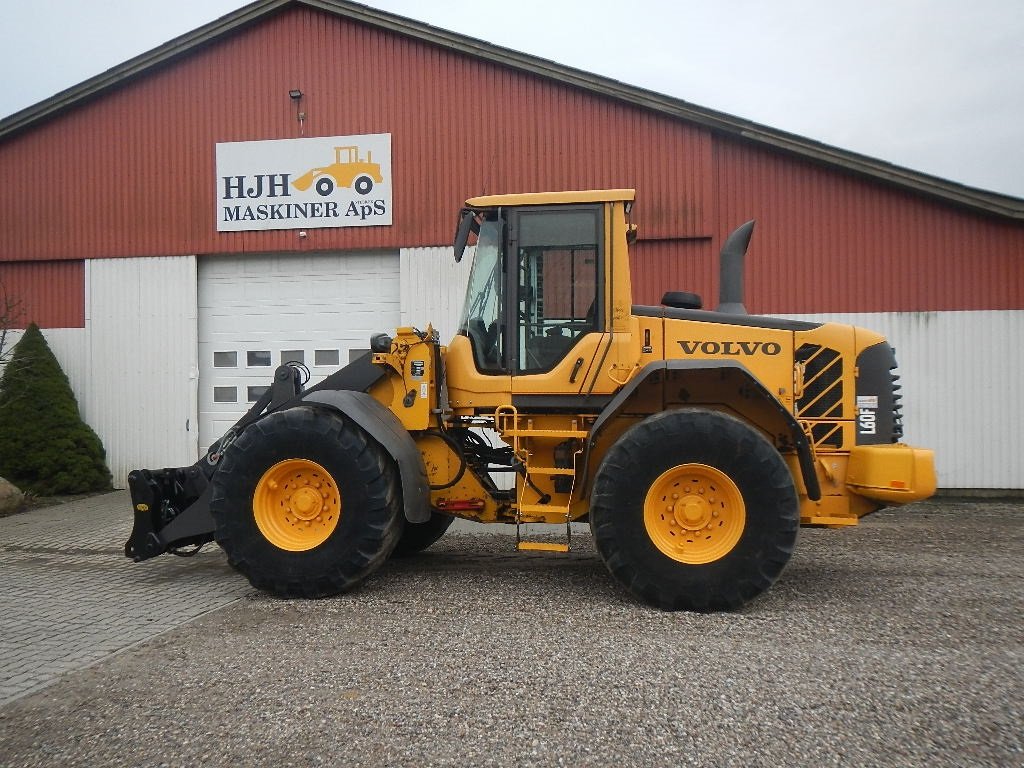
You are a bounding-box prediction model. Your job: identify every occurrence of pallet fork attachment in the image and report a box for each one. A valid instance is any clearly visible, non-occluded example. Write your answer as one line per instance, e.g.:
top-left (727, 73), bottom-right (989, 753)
top-left (124, 354), bottom-right (415, 561)
top-left (124, 362), bottom-right (308, 561)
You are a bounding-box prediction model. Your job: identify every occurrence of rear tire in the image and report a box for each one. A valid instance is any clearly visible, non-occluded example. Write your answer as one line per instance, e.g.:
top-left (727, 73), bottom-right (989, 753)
top-left (590, 408), bottom-right (798, 611)
top-left (211, 407), bottom-right (402, 598)
top-left (391, 511), bottom-right (454, 557)
top-left (353, 175), bottom-right (374, 195)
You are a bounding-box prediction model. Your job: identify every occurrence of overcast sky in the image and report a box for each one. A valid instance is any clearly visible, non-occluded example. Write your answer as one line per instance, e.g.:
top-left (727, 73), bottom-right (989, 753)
top-left (2, 0), bottom-right (1021, 198)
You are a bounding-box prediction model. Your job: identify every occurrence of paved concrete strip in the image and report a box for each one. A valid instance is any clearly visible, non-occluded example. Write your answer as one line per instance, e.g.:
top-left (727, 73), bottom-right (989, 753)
top-left (0, 492), bottom-right (252, 705)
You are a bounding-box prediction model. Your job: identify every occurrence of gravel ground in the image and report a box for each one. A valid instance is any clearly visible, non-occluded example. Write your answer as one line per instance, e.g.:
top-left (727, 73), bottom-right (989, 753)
top-left (0, 499), bottom-right (1021, 767)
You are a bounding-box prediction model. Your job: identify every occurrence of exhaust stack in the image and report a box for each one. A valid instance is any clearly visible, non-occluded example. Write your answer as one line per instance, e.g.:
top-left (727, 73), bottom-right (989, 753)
top-left (717, 220), bottom-right (755, 314)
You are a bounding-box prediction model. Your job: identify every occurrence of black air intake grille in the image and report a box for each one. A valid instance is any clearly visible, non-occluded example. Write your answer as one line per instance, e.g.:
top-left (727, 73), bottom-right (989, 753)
top-left (796, 345), bottom-right (843, 418)
top-left (810, 423), bottom-right (844, 448)
top-left (855, 341), bottom-right (904, 445)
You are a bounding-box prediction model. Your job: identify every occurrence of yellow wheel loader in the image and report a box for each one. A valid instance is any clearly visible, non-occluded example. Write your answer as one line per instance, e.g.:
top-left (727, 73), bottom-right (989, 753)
top-left (290, 145), bottom-right (383, 197)
top-left (125, 189), bottom-right (935, 611)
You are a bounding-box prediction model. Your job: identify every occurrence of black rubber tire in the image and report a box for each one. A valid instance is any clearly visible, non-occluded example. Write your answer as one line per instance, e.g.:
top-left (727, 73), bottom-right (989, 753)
top-left (353, 175), bottom-right (374, 195)
top-left (210, 407), bottom-right (402, 598)
top-left (391, 511), bottom-right (454, 557)
top-left (589, 408), bottom-right (798, 612)
top-left (315, 176), bottom-right (334, 196)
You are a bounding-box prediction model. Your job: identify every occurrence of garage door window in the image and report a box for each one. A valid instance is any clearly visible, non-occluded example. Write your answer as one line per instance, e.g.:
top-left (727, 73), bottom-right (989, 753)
top-left (213, 351), bottom-right (237, 368)
top-left (248, 385), bottom-right (269, 402)
top-left (281, 350), bottom-right (304, 365)
top-left (214, 386), bottom-right (237, 403)
top-left (315, 349), bottom-right (340, 367)
top-left (247, 350), bottom-right (272, 367)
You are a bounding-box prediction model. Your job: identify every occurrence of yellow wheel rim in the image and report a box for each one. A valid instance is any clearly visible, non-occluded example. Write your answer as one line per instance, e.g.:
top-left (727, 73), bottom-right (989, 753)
top-left (253, 459), bottom-right (341, 551)
top-left (643, 463), bottom-right (745, 564)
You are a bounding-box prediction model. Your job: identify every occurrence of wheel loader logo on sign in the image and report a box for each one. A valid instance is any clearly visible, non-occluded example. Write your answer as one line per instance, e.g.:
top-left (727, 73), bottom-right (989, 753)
top-left (291, 146), bottom-right (383, 197)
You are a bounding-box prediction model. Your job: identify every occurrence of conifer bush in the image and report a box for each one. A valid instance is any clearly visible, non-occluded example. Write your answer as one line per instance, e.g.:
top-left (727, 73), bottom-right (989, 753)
top-left (0, 323), bottom-right (112, 494)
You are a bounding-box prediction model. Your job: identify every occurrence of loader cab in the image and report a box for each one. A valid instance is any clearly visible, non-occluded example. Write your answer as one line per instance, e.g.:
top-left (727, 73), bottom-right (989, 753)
top-left (456, 202), bottom-right (603, 376)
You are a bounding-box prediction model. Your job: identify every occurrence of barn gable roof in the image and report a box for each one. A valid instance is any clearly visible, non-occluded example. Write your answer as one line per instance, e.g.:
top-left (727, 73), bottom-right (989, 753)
top-left (1, 0), bottom-right (1021, 220)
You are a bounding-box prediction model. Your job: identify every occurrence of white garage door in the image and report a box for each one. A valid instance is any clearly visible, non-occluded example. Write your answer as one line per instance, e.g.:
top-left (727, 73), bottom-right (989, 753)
top-left (198, 251), bottom-right (400, 452)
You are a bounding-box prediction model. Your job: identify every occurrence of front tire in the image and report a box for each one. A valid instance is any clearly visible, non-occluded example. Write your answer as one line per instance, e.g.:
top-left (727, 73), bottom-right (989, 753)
top-left (211, 407), bottom-right (402, 598)
top-left (315, 176), bottom-right (335, 196)
top-left (590, 409), bottom-right (798, 611)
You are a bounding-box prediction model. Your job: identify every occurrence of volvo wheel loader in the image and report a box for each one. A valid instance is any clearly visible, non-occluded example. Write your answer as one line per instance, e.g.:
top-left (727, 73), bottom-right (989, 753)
top-left (125, 189), bottom-right (935, 611)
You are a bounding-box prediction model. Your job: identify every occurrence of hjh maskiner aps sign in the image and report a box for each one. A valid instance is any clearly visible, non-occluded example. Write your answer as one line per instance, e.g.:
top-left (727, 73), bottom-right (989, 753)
top-left (215, 134), bottom-right (392, 232)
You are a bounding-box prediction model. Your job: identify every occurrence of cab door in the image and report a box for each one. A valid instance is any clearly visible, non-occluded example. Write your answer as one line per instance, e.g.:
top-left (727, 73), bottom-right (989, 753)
top-left (507, 205), bottom-right (605, 396)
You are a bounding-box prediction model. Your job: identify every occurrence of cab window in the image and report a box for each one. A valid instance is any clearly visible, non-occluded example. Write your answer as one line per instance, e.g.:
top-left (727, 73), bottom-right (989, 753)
top-left (515, 208), bottom-right (600, 373)
top-left (457, 213), bottom-right (505, 372)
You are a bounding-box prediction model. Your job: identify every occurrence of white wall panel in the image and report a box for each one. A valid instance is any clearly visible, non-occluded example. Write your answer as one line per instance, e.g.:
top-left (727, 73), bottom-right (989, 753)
top-left (86, 256), bottom-right (198, 488)
top-left (9, 262), bottom-right (1016, 491)
top-left (785, 310), bottom-right (1023, 489)
top-left (400, 246), bottom-right (474, 347)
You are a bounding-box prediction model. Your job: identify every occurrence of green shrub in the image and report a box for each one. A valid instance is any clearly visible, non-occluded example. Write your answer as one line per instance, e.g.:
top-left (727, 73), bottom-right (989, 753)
top-left (0, 323), bottom-right (112, 494)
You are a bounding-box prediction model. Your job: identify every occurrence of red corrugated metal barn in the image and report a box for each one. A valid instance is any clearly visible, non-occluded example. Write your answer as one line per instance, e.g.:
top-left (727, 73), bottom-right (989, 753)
top-left (1, 0), bottom-right (1022, 488)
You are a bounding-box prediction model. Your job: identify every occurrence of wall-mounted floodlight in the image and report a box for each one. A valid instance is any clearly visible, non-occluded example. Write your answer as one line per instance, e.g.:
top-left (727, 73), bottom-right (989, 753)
top-left (289, 90), bottom-right (306, 135)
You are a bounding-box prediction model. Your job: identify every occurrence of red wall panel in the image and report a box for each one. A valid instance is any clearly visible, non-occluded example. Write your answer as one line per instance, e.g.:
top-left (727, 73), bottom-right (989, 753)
top-left (0, 6), bottom-right (711, 263)
top-left (713, 137), bottom-right (1024, 313)
top-left (0, 261), bottom-right (84, 328)
top-left (630, 238), bottom-right (715, 308)
top-left (0, 4), bottom-right (1020, 319)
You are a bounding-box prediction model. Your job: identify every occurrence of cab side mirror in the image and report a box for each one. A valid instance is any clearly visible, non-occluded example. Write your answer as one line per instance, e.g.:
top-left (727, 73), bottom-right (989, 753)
top-left (453, 209), bottom-right (479, 263)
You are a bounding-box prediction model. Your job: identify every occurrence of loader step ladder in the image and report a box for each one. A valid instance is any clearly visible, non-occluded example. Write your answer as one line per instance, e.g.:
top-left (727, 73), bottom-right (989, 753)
top-left (516, 502), bottom-right (572, 553)
top-left (495, 406), bottom-right (582, 554)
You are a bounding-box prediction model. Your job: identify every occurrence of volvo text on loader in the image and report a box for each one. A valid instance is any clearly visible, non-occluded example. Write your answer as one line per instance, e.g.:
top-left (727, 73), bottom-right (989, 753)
top-left (125, 189), bottom-right (936, 611)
